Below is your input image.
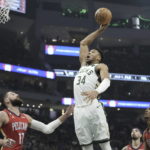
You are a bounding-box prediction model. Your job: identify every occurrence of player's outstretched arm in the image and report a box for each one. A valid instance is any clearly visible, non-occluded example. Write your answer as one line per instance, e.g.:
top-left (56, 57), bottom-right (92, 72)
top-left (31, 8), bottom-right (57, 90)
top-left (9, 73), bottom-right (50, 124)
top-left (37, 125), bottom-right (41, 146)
top-left (26, 105), bottom-right (74, 134)
top-left (80, 25), bottom-right (108, 66)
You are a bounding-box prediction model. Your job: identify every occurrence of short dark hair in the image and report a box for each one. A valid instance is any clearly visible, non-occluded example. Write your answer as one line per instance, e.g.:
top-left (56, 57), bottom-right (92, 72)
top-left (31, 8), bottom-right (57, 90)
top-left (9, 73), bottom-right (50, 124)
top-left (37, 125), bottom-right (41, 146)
top-left (132, 128), bottom-right (142, 134)
top-left (95, 48), bottom-right (104, 63)
top-left (0, 91), bottom-right (14, 108)
top-left (0, 93), bottom-right (7, 108)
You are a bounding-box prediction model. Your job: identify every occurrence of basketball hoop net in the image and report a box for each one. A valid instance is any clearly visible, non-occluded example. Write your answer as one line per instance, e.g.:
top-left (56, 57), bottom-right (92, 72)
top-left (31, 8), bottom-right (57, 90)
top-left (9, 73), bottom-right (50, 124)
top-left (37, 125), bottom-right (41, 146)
top-left (0, 0), bottom-right (10, 24)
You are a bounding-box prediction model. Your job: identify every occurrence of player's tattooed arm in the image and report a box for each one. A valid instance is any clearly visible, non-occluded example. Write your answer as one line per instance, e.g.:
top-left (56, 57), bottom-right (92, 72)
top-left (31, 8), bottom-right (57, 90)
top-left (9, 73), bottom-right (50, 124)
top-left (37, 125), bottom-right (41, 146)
top-left (0, 111), bottom-right (16, 148)
top-left (0, 111), bottom-right (5, 128)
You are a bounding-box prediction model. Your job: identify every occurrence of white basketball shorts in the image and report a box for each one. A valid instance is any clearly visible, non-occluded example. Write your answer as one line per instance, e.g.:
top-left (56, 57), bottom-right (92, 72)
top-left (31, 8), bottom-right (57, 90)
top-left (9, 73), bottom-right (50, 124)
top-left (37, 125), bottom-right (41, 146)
top-left (74, 101), bottom-right (110, 146)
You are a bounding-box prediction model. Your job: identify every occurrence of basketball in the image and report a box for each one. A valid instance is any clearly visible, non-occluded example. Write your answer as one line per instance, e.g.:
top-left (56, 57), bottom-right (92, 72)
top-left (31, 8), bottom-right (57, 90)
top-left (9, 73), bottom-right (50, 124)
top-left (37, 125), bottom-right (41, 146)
top-left (95, 8), bottom-right (112, 25)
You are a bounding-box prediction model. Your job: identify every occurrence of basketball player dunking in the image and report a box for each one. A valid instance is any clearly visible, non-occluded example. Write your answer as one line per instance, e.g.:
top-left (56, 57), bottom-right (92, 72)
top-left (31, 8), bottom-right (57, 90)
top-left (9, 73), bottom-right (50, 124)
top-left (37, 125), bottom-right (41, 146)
top-left (0, 91), bottom-right (73, 150)
top-left (143, 108), bottom-right (150, 150)
top-left (73, 25), bottom-right (111, 150)
top-left (122, 128), bottom-right (144, 150)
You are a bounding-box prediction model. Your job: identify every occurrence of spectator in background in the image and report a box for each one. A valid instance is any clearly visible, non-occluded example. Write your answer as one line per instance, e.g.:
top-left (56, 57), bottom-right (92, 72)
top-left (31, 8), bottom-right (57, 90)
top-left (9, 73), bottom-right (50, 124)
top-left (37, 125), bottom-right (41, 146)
top-left (122, 128), bottom-right (144, 150)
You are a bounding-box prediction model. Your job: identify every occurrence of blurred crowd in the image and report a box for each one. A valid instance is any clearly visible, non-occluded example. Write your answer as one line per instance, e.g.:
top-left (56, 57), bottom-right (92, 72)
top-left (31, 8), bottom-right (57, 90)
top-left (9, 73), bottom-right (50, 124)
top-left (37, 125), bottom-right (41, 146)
top-left (0, 28), bottom-right (150, 75)
top-left (0, 71), bottom-right (59, 96)
top-left (0, 29), bottom-right (46, 70)
top-left (0, 71), bottom-right (149, 101)
top-left (103, 46), bottom-right (150, 75)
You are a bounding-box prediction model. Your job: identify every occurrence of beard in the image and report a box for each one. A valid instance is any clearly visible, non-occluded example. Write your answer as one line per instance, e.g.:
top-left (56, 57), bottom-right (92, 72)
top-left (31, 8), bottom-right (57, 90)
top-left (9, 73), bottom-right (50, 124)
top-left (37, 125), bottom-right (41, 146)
top-left (131, 136), bottom-right (138, 140)
top-left (10, 98), bottom-right (23, 107)
top-left (86, 60), bottom-right (92, 65)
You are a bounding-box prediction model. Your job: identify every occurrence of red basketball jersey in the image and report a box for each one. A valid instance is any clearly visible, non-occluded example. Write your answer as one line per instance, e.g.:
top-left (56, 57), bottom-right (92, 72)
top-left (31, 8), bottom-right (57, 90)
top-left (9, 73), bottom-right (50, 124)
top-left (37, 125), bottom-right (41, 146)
top-left (143, 128), bottom-right (150, 148)
top-left (126, 143), bottom-right (144, 150)
top-left (1, 109), bottom-right (29, 150)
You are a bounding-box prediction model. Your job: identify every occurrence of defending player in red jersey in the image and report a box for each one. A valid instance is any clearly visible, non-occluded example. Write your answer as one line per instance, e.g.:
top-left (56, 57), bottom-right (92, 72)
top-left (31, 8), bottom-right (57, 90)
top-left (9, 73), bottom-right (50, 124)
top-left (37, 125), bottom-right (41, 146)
top-left (0, 91), bottom-right (74, 150)
top-left (122, 128), bottom-right (144, 150)
top-left (143, 108), bottom-right (150, 150)
top-left (0, 109), bottom-right (29, 150)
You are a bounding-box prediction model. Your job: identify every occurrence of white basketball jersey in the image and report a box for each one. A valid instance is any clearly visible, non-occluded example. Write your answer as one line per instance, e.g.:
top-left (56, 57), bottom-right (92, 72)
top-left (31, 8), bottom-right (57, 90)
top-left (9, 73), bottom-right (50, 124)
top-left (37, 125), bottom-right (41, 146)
top-left (74, 64), bottom-right (100, 106)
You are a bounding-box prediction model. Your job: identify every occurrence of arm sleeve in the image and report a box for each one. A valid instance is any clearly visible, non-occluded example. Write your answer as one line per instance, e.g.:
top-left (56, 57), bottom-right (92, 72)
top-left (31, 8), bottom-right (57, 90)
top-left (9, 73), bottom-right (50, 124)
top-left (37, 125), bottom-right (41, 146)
top-left (96, 78), bottom-right (110, 94)
top-left (30, 119), bottom-right (62, 134)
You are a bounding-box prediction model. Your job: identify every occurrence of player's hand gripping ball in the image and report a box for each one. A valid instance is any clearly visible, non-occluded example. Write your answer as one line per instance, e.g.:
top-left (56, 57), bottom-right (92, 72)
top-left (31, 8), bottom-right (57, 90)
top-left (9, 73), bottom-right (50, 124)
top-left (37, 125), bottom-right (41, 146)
top-left (95, 8), bottom-right (112, 25)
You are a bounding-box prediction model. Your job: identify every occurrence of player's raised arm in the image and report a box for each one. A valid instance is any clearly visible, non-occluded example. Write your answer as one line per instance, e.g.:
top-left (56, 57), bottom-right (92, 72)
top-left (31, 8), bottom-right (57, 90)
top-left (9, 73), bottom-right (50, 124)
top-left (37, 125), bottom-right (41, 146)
top-left (80, 25), bottom-right (107, 66)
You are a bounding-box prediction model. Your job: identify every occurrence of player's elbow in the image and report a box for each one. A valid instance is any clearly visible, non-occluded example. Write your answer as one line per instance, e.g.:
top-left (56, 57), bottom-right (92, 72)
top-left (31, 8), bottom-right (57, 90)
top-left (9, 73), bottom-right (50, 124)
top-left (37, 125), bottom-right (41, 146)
top-left (80, 40), bottom-right (87, 46)
top-left (42, 126), bottom-right (55, 134)
top-left (42, 130), bottom-right (54, 134)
